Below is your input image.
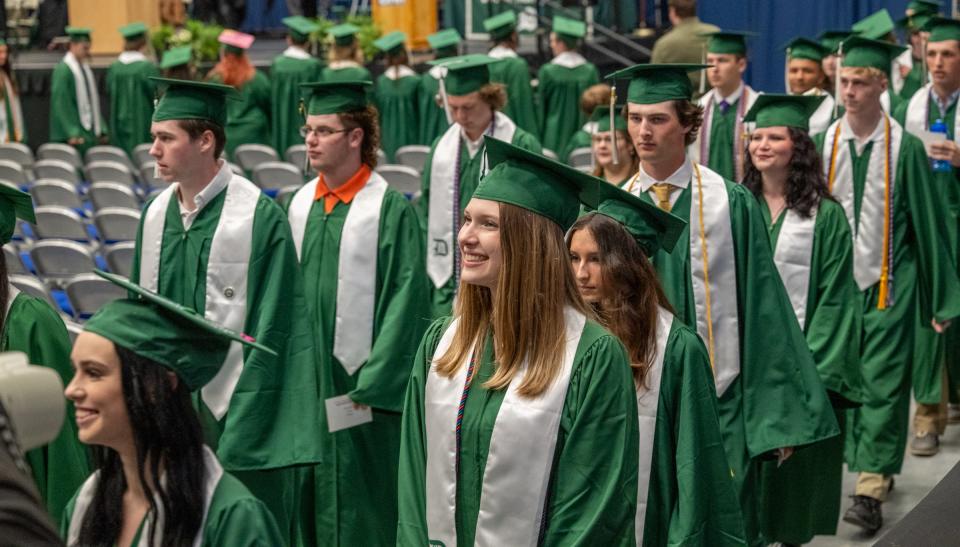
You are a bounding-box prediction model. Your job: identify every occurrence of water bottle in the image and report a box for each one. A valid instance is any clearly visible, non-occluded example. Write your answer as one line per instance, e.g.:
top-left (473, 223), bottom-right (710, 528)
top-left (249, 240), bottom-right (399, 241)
top-left (930, 119), bottom-right (952, 173)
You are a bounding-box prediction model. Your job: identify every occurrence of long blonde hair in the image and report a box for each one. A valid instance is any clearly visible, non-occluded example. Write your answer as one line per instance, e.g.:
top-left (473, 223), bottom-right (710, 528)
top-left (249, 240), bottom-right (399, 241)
top-left (435, 203), bottom-right (589, 398)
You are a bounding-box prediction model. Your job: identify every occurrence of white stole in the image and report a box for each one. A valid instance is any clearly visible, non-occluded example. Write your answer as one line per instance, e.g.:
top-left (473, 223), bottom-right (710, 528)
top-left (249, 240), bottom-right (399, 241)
top-left (881, 89), bottom-right (891, 114)
top-left (424, 307), bottom-right (586, 547)
top-left (905, 83), bottom-right (960, 143)
top-left (634, 307), bottom-right (671, 545)
top-left (117, 51), bottom-right (147, 65)
top-left (772, 207), bottom-right (818, 329)
top-left (139, 165), bottom-right (259, 420)
top-left (281, 46), bottom-right (312, 60)
top-left (426, 111), bottom-right (517, 288)
top-left (383, 65), bottom-right (417, 80)
top-left (67, 446), bottom-right (223, 547)
top-left (690, 86), bottom-right (758, 180)
top-left (891, 49), bottom-right (913, 96)
top-left (804, 88), bottom-right (835, 136)
top-left (488, 45), bottom-right (518, 60)
top-left (62, 52), bottom-right (101, 135)
top-left (550, 51), bottom-right (587, 69)
top-left (288, 171), bottom-right (389, 375)
top-left (821, 116), bottom-right (901, 290)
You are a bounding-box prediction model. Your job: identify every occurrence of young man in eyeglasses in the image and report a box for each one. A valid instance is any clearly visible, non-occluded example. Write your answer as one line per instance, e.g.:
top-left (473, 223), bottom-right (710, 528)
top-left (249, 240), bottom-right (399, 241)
top-left (287, 80), bottom-right (430, 547)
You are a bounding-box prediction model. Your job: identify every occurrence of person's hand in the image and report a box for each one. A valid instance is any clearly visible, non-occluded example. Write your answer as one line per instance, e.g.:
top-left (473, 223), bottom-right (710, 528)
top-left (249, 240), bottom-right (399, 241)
top-left (67, 136), bottom-right (84, 145)
top-left (932, 318), bottom-right (952, 333)
top-left (928, 139), bottom-right (960, 167)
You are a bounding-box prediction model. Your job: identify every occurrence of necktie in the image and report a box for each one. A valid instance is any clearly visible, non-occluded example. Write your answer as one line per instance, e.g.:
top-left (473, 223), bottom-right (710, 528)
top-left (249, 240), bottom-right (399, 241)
top-left (718, 99), bottom-right (730, 114)
top-left (651, 183), bottom-right (675, 212)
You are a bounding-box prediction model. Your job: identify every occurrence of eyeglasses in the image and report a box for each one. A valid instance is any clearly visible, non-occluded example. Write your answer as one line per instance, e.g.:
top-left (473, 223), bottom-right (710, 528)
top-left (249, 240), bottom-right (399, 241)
top-left (299, 125), bottom-right (355, 139)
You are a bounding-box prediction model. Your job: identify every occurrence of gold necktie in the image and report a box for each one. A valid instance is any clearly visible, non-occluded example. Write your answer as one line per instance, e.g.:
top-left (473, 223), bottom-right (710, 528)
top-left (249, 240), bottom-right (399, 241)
top-left (651, 183), bottom-right (675, 212)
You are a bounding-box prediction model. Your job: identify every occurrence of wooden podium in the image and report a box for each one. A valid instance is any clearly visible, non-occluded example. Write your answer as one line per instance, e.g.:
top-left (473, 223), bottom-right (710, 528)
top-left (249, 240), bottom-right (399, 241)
top-left (372, 0), bottom-right (437, 50)
top-left (66, 0), bottom-right (161, 55)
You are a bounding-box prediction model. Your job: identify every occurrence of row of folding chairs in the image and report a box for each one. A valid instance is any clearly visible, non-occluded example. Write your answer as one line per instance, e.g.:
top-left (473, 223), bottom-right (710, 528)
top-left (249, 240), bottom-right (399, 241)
top-left (27, 206), bottom-right (140, 243)
top-left (6, 239), bottom-right (133, 279)
top-left (11, 271), bottom-right (128, 320)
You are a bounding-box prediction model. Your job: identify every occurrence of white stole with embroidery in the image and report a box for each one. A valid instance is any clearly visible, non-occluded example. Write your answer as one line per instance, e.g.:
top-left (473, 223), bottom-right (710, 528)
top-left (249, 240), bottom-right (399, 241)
top-left (138, 164), bottom-right (259, 419)
top-left (905, 83), bottom-right (960, 143)
top-left (424, 307), bottom-right (586, 547)
top-left (426, 111), bottom-right (517, 288)
top-left (0, 73), bottom-right (23, 144)
top-left (63, 51), bottom-right (101, 135)
top-left (690, 86), bottom-right (758, 180)
top-left (773, 207), bottom-right (818, 329)
top-left (288, 171), bottom-right (389, 374)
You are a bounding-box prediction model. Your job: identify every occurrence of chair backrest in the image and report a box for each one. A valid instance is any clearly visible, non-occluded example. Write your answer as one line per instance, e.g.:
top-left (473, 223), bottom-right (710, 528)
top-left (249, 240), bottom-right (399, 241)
top-left (30, 179), bottom-right (83, 210)
top-left (29, 239), bottom-right (96, 279)
top-left (64, 319), bottom-right (83, 344)
top-left (34, 159), bottom-right (80, 185)
top-left (104, 241), bottom-right (136, 277)
top-left (252, 162), bottom-right (304, 191)
top-left (542, 148), bottom-right (559, 161)
top-left (375, 164), bottom-right (421, 196)
top-left (94, 208), bottom-right (141, 242)
top-left (132, 143), bottom-right (154, 168)
top-left (139, 162), bottom-right (169, 190)
top-left (285, 144), bottom-right (307, 168)
top-left (394, 145), bottom-right (431, 173)
top-left (37, 143), bottom-right (82, 168)
top-left (86, 145), bottom-right (137, 173)
top-left (9, 274), bottom-right (56, 307)
top-left (567, 147), bottom-right (594, 169)
top-left (89, 182), bottom-right (140, 211)
top-left (233, 144), bottom-right (278, 171)
top-left (275, 185), bottom-right (302, 207)
top-left (65, 274), bottom-right (127, 318)
top-left (33, 206), bottom-right (89, 240)
top-left (85, 160), bottom-right (135, 186)
top-left (0, 143), bottom-right (34, 168)
top-left (3, 244), bottom-right (26, 274)
top-left (0, 159), bottom-right (26, 186)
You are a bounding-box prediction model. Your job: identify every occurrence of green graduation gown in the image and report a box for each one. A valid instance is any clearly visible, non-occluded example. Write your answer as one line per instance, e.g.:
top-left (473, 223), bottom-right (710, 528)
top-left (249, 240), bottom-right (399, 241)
top-left (632, 172), bottom-right (839, 547)
top-left (560, 124), bottom-right (594, 164)
top-left (756, 199), bottom-right (862, 544)
top-left (898, 60), bottom-right (924, 101)
top-left (291, 177), bottom-right (431, 546)
top-left (129, 170), bottom-right (322, 543)
top-left (536, 56), bottom-right (599, 155)
top-left (374, 67), bottom-right (421, 162)
top-left (321, 63), bottom-right (373, 84)
top-left (397, 318), bottom-right (639, 545)
top-left (2, 291), bottom-right (89, 525)
top-left (270, 48), bottom-right (324, 157)
top-left (488, 49), bottom-right (538, 135)
top-left (695, 85), bottom-right (757, 182)
top-left (106, 54), bottom-right (159, 156)
top-left (208, 71), bottom-right (272, 157)
top-left (813, 124), bottom-right (960, 476)
top-left (419, 122), bottom-right (542, 318)
top-left (49, 55), bottom-right (106, 155)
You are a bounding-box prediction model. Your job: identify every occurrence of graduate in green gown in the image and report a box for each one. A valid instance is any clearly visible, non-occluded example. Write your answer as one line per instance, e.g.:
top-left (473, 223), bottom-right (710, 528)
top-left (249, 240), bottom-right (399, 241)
top-left (61, 272), bottom-right (282, 546)
top-left (372, 32), bottom-right (420, 162)
top-left (483, 11), bottom-right (538, 135)
top-left (419, 29), bottom-right (461, 146)
top-left (129, 78), bottom-right (323, 543)
top-left (568, 185), bottom-right (747, 546)
top-left (692, 31), bottom-right (758, 182)
top-left (819, 30), bottom-right (851, 99)
top-left (851, 9), bottom-right (907, 115)
top-left (613, 63), bottom-right (839, 547)
top-left (895, 12), bottom-right (935, 100)
top-left (322, 24), bottom-right (373, 83)
top-left (0, 40), bottom-right (26, 144)
top-left (784, 38), bottom-right (838, 135)
top-left (0, 186), bottom-right (88, 524)
top-left (288, 81), bottom-right (431, 546)
top-left (812, 36), bottom-right (960, 535)
top-left (420, 54), bottom-right (541, 318)
top-left (50, 27), bottom-right (107, 155)
top-left (107, 23), bottom-right (159, 157)
top-left (739, 95), bottom-right (863, 544)
top-left (537, 16), bottom-right (599, 156)
top-left (271, 16), bottom-right (323, 157)
top-left (398, 137), bottom-right (639, 545)
top-left (206, 30), bottom-right (272, 157)
top-left (590, 103), bottom-right (639, 186)
top-left (160, 46), bottom-right (195, 80)
top-left (560, 83), bottom-right (609, 163)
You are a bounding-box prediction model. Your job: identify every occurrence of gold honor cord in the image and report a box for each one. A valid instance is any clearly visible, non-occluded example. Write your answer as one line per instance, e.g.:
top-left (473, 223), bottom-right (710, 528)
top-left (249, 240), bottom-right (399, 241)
top-left (692, 163), bottom-right (716, 371)
top-left (611, 84), bottom-right (620, 165)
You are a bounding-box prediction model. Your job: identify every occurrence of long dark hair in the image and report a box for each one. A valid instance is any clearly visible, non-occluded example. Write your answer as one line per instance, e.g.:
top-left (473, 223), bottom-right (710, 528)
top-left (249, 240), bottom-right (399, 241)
top-left (566, 213), bottom-right (674, 389)
top-left (742, 126), bottom-right (832, 218)
top-left (77, 347), bottom-right (206, 547)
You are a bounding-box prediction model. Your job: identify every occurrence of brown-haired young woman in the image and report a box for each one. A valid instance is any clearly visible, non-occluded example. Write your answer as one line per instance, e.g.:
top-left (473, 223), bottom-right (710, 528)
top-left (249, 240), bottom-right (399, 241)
top-left (398, 138), bottom-right (637, 545)
top-left (206, 30), bottom-right (271, 156)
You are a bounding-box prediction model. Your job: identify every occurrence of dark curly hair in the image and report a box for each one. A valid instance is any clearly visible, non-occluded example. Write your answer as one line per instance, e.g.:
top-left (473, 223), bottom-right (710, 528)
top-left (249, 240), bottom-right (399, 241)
top-left (339, 105), bottom-right (382, 169)
top-left (742, 126), bottom-right (832, 218)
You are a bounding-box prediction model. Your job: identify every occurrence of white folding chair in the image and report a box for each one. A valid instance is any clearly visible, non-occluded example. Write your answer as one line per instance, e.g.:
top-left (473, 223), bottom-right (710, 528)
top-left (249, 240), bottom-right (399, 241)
top-left (65, 273), bottom-right (127, 318)
top-left (285, 144), bottom-right (307, 168)
top-left (567, 147), bottom-right (594, 169)
top-left (0, 159), bottom-right (27, 186)
top-left (3, 243), bottom-right (26, 274)
top-left (376, 148), bottom-right (387, 166)
top-left (85, 145), bottom-right (137, 173)
top-left (252, 162), bottom-right (304, 191)
top-left (89, 182), bottom-right (140, 211)
top-left (32, 206), bottom-right (89, 240)
top-left (104, 241), bottom-right (136, 277)
top-left (34, 159), bottom-right (81, 185)
top-left (9, 274), bottom-right (57, 308)
top-left (0, 143), bottom-right (34, 169)
top-left (85, 160), bottom-right (136, 186)
top-left (394, 145), bottom-right (431, 173)
top-left (29, 239), bottom-right (97, 281)
top-left (94, 208), bottom-right (141, 242)
top-left (233, 144), bottom-right (279, 172)
top-left (132, 143), bottom-right (154, 168)
top-left (37, 143), bottom-right (82, 169)
top-left (30, 180), bottom-right (83, 210)
top-left (375, 164), bottom-right (420, 196)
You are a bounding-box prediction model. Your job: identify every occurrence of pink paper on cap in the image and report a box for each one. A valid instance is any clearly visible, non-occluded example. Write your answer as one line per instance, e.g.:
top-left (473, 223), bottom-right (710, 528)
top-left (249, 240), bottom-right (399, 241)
top-left (218, 29), bottom-right (255, 49)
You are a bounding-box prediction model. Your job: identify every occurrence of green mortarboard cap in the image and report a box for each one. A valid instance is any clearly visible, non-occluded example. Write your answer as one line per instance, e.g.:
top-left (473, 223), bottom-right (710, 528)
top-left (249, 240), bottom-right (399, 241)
top-left (701, 30), bottom-right (756, 55)
top-left (119, 22), bottom-right (147, 40)
top-left (84, 271), bottom-right (275, 391)
top-left (160, 46), bottom-right (192, 69)
top-left (0, 185), bottom-right (34, 244)
top-left (606, 63), bottom-right (708, 104)
top-left (818, 30), bottom-right (851, 53)
top-left (590, 181), bottom-right (687, 255)
top-left (477, 137), bottom-right (601, 230)
top-left (373, 31), bottom-right (407, 56)
top-left (552, 15), bottom-right (586, 42)
top-left (429, 54), bottom-right (498, 96)
top-left (300, 80), bottom-right (370, 115)
top-left (150, 77), bottom-right (239, 127)
top-left (591, 105), bottom-right (627, 132)
top-left (923, 16), bottom-right (960, 43)
top-left (328, 23), bottom-right (360, 46)
top-left (483, 11), bottom-right (517, 41)
top-left (907, 0), bottom-right (941, 15)
top-left (742, 93), bottom-right (825, 131)
top-left (427, 28), bottom-right (462, 52)
top-left (840, 36), bottom-right (907, 76)
top-left (897, 13), bottom-right (935, 33)
top-left (282, 15), bottom-right (319, 42)
top-left (785, 37), bottom-right (828, 62)
top-left (852, 9), bottom-right (896, 40)
top-left (65, 27), bottom-right (91, 42)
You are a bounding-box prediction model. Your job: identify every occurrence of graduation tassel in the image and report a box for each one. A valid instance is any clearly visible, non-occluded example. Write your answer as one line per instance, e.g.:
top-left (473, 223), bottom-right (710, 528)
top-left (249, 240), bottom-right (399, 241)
top-left (610, 83), bottom-right (620, 166)
top-left (299, 99), bottom-right (309, 174)
top-left (784, 48), bottom-right (791, 94)
top-left (921, 34), bottom-right (928, 87)
top-left (833, 41), bottom-right (843, 119)
top-left (699, 43), bottom-right (707, 95)
top-left (437, 66), bottom-right (453, 125)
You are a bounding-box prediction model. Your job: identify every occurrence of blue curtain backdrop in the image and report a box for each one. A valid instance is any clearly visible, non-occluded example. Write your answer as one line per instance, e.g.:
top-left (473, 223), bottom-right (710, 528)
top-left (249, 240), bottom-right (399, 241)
top-left (698, 0), bottom-right (913, 93)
